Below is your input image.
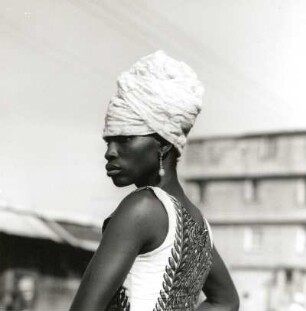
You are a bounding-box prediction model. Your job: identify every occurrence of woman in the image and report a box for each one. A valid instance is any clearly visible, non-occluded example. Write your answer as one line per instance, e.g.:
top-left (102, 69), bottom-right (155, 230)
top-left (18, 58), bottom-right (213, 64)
top-left (70, 51), bottom-right (239, 311)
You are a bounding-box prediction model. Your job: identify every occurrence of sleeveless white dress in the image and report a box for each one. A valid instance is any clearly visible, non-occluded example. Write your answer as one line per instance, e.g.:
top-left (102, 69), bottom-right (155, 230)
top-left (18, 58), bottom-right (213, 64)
top-left (103, 186), bottom-right (213, 311)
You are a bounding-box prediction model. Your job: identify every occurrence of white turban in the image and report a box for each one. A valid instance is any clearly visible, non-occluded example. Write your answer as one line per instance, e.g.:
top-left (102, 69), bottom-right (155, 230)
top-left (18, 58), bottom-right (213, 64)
top-left (103, 50), bottom-right (204, 156)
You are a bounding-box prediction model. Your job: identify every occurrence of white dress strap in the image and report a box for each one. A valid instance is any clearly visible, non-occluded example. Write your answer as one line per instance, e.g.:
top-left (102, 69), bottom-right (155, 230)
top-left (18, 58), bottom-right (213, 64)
top-left (204, 218), bottom-right (214, 248)
top-left (133, 186), bottom-right (178, 257)
top-left (134, 186), bottom-right (213, 249)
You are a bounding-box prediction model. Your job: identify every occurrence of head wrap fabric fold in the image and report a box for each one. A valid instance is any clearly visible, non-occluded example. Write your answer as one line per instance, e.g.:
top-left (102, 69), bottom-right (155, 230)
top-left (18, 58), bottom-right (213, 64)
top-left (103, 50), bottom-right (204, 156)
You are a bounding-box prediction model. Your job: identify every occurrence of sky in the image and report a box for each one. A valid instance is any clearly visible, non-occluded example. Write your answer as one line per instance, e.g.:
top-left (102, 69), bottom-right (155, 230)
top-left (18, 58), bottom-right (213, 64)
top-left (1, 0), bottom-right (306, 224)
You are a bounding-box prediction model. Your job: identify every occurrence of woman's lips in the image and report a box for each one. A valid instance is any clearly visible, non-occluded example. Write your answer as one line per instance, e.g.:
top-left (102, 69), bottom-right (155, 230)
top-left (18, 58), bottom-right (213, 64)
top-left (106, 163), bottom-right (121, 176)
top-left (106, 169), bottom-right (121, 177)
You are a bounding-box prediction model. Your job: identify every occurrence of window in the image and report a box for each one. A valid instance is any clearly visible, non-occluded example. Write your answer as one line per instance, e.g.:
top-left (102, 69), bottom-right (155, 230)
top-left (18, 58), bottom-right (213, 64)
top-left (296, 227), bottom-right (306, 254)
top-left (258, 137), bottom-right (277, 160)
top-left (206, 142), bottom-right (222, 164)
top-left (285, 269), bottom-right (293, 284)
top-left (243, 180), bottom-right (258, 203)
top-left (296, 179), bottom-right (306, 206)
top-left (244, 227), bottom-right (263, 252)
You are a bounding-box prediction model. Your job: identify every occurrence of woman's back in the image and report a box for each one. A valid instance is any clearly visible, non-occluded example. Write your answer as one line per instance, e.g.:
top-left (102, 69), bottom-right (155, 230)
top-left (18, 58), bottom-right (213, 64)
top-left (104, 186), bottom-right (213, 311)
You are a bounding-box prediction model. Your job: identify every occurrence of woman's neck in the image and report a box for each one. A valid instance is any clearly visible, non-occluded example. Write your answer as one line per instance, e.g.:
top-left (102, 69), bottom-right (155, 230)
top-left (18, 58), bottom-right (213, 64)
top-left (157, 168), bottom-right (186, 202)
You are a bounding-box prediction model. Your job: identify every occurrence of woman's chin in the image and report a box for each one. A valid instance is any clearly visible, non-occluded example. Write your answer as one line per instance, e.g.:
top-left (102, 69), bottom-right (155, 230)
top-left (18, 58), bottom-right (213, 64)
top-left (110, 176), bottom-right (133, 187)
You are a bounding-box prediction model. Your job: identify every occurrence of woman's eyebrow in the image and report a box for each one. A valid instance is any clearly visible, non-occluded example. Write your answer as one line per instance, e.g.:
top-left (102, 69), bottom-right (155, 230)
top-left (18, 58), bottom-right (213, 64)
top-left (103, 136), bottom-right (120, 143)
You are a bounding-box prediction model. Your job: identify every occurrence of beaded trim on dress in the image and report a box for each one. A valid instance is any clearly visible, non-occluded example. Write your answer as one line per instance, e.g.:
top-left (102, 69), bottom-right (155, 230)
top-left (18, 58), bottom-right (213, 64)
top-left (152, 193), bottom-right (212, 311)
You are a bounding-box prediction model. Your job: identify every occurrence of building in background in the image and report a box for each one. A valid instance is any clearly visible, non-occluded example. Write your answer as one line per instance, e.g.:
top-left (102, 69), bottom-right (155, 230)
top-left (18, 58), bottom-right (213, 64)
top-left (181, 130), bottom-right (306, 311)
top-left (0, 207), bottom-right (100, 311)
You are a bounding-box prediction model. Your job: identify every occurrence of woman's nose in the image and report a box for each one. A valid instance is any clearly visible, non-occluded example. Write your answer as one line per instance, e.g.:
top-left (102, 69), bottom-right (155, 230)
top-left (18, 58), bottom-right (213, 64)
top-left (105, 142), bottom-right (119, 160)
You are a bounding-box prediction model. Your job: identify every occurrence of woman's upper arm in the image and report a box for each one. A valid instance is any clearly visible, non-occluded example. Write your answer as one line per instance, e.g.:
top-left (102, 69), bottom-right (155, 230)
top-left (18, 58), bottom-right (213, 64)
top-left (202, 246), bottom-right (240, 309)
top-left (70, 191), bottom-right (157, 311)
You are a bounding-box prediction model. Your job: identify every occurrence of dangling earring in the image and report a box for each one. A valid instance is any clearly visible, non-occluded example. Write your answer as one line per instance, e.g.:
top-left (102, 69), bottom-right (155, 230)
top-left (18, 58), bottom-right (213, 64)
top-left (159, 152), bottom-right (165, 177)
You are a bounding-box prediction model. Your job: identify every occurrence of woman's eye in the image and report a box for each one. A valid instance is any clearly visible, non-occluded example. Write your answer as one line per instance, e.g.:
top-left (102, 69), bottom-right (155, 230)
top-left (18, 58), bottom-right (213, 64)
top-left (118, 136), bottom-right (133, 143)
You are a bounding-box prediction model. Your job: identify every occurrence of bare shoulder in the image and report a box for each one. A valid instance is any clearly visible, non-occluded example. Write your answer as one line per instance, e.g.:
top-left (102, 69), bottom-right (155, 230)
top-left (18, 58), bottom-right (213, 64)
top-left (106, 188), bottom-right (167, 246)
top-left (69, 189), bottom-right (167, 310)
top-left (115, 187), bottom-right (164, 220)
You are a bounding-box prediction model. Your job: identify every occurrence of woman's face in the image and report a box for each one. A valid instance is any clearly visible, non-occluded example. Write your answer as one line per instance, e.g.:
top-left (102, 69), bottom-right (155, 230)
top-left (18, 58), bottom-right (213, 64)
top-left (104, 135), bottom-right (160, 187)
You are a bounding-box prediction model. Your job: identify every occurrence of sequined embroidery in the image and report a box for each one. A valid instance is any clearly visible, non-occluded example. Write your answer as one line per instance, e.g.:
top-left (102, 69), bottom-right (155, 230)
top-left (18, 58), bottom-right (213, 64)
top-left (153, 196), bottom-right (213, 311)
top-left (107, 286), bottom-right (130, 311)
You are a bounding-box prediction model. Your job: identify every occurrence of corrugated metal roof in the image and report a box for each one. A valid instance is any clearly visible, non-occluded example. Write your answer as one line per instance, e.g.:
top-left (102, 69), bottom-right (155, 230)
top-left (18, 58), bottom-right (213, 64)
top-left (0, 209), bottom-right (62, 242)
top-left (0, 207), bottom-right (100, 251)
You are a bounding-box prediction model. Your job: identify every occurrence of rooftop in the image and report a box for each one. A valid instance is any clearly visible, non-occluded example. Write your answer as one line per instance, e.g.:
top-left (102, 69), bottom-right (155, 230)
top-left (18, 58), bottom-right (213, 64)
top-left (0, 206), bottom-right (101, 251)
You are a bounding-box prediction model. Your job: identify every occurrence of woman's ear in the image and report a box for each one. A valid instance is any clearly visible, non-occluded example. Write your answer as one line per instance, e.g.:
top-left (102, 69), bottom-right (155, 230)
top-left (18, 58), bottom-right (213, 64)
top-left (160, 144), bottom-right (173, 157)
top-left (153, 133), bottom-right (173, 157)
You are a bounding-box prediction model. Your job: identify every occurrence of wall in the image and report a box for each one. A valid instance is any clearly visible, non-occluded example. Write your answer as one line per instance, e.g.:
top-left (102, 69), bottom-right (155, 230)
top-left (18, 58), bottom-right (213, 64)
top-left (182, 134), bottom-right (306, 177)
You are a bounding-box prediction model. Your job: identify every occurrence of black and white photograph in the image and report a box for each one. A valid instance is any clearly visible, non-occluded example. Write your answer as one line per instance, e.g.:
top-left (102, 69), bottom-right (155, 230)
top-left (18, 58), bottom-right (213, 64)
top-left (1, 1), bottom-right (306, 310)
